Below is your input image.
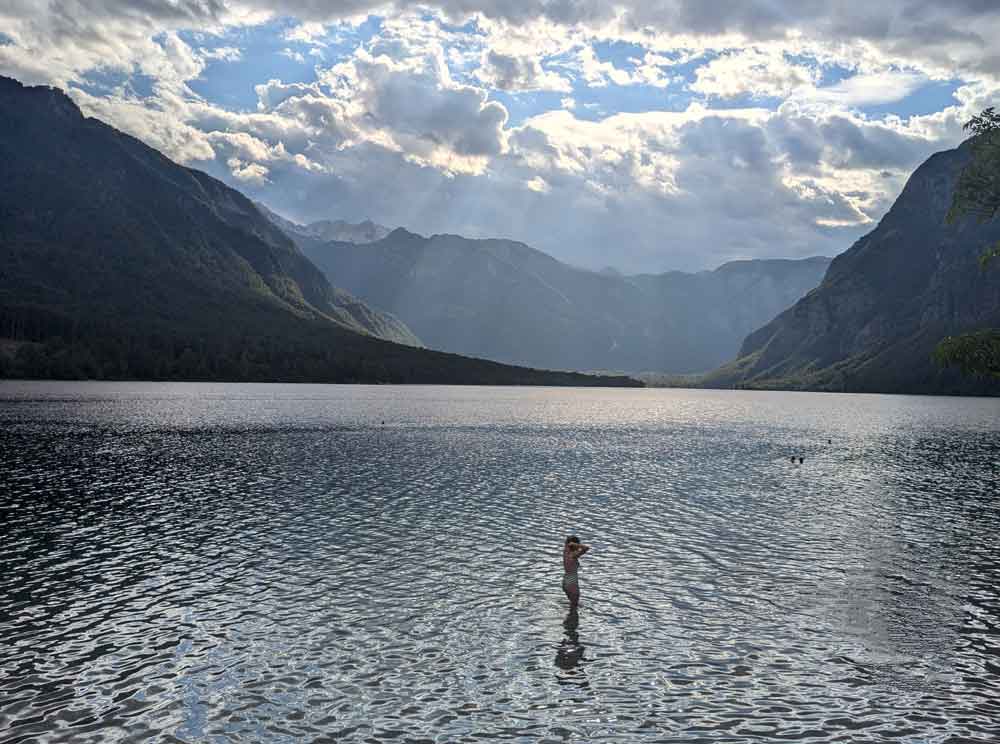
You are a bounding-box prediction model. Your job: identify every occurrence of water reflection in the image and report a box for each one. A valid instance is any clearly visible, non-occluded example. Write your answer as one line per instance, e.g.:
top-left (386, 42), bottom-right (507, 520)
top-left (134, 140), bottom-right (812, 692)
top-left (555, 608), bottom-right (586, 674)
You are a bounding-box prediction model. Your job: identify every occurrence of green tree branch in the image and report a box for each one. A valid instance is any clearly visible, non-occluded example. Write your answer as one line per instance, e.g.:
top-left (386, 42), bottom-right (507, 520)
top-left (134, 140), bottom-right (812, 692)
top-left (980, 240), bottom-right (1000, 269)
top-left (933, 330), bottom-right (1000, 378)
top-left (934, 107), bottom-right (1000, 378)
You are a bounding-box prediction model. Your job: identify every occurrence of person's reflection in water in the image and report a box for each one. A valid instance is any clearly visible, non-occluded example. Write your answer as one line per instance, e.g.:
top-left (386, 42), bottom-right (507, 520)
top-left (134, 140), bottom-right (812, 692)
top-left (555, 607), bottom-right (586, 673)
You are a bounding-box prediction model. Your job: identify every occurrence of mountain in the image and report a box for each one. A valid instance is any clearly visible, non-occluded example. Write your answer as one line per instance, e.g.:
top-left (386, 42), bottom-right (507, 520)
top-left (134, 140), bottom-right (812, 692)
top-left (0, 76), bottom-right (639, 387)
top-left (704, 139), bottom-right (1000, 395)
top-left (256, 203), bottom-right (390, 244)
top-left (268, 217), bottom-right (830, 373)
top-left (0, 77), bottom-right (418, 347)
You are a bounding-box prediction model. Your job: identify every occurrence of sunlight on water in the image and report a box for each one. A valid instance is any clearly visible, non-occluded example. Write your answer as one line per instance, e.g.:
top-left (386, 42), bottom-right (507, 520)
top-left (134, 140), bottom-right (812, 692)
top-left (1, 382), bottom-right (999, 743)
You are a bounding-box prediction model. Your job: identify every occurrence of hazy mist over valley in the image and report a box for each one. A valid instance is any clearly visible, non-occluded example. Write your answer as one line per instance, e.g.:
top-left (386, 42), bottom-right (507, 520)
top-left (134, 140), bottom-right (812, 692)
top-left (265, 209), bottom-right (833, 374)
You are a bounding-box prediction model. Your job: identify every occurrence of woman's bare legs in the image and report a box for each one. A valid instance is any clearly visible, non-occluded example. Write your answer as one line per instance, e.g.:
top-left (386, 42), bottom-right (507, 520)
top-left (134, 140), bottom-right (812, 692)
top-left (563, 580), bottom-right (579, 609)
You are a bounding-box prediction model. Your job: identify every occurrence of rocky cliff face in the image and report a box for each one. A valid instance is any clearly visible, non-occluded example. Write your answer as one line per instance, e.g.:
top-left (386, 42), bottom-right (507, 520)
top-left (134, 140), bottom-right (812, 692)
top-left (707, 140), bottom-right (1000, 395)
top-left (267, 214), bottom-right (831, 373)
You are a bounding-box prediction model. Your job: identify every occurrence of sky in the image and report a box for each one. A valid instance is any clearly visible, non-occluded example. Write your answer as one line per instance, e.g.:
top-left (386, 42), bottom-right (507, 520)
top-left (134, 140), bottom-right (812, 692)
top-left (2, 2), bottom-right (1000, 273)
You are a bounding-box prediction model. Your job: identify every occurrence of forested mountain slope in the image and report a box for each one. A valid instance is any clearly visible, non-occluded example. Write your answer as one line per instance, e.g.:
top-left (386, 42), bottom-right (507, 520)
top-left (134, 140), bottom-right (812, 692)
top-left (0, 76), bottom-right (638, 387)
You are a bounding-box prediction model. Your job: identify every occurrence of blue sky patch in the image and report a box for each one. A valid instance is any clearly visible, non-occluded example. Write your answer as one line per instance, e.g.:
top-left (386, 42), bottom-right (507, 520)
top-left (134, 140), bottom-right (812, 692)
top-left (814, 62), bottom-right (855, 87)
top-left (592, 39), bottom-right (647, 66)
top-left (861, 78), bottom-right (962, 120)
top-left (488, 90), bottom-right (568, 126)
top-left (70, 67), bottom-right (157, 98)
top-left (703, 92), bottom-right (784, 111)
top-left (348, 15), bottom-right (385, 42)
top-left (181, 22), bottom-right (322, 110)
top-left (573, 83), bottom-right (691, 120)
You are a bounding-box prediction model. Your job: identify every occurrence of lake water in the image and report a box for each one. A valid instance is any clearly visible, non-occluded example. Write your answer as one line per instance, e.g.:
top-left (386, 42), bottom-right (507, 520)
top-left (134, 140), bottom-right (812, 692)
top-left (1, 382), bottom-right (999, 743)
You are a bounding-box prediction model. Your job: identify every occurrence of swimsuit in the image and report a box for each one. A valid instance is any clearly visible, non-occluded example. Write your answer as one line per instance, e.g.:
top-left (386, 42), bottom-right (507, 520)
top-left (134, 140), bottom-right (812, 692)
top-left (563, 558), bottom-right (579, 588)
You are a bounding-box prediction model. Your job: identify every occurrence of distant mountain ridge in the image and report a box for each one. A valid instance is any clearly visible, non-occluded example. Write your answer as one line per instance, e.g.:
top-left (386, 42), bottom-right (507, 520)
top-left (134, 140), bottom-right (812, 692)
top-left (256, 203), bottom-right (390, 244)
top-left (264, 213), bottom-right (831, 373)
top-left (705, 139), bottom-right (1000, 395)
top-left (0, 76), bottom-right (639, 387)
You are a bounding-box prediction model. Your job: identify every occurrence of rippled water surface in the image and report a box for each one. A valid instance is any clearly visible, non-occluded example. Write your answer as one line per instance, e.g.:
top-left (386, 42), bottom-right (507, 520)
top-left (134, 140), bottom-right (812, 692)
top-left (2, 382), bottom-right (999, 743)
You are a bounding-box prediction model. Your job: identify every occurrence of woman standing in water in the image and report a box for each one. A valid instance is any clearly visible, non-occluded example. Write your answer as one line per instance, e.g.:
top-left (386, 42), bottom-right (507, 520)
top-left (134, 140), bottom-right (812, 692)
top-left (562, 535), bottom-right (590, 609)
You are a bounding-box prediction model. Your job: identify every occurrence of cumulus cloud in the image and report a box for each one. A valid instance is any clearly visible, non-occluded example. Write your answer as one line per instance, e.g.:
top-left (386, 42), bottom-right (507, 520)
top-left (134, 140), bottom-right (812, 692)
top-left (228, 158), bottom-right (270, 183)
top-left (283, 21), bottom-right (329, 45)
top-left (6, 1), bottom-right (1000, 79)
top-left (241, 100), bottom-right (939, 271)
top-left (255, 79), bottom-right (320, 111)
top-left (618, 2), bottom-right (1000, 79)
top-left (322, 47), bottom-right (509, 172)
top-left (225, 1), bottom-right (1000, 80)
top-left (199, 45), bottom-right (242, 62)
top-left (475, 50), bottom-right (571, 92)
top-left (575, 45), bottom-right (673, 88)
top-left (690, 48), bottom-right (818, 99)
top-left (68, 87), bottom-right (216, 164)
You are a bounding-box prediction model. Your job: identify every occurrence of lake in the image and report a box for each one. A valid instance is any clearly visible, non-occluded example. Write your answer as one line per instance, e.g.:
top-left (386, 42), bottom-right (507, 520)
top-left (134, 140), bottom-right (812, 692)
top-left (1, 382), bottom-right (999, 743)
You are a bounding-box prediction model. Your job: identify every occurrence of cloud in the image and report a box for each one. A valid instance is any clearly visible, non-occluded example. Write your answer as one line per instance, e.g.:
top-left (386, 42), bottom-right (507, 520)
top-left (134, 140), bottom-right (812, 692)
top-left (690, 48), bottom-right (819, 99)
top-left (217, 1), bottom-right (1000, 80)
top-left (279, 47), bottom-right (306, 63)
top-left (255, 78), bottom-right (319, 111)
top-left (525, 175), bottom-right (550, 192)
top-left (228, 158), bottom-right (270, 182)
top-left (475, 50), bottom-right (571, 92)
top-left (574, 45), bottom-right (674, 88)
top-left (137, 77), bottom-right (969, 272)
top-left (576, 45), bottom-right (634, 87)
top-left (6, 1), bottom-right (1000, 79)
top-left (617, 1), bottom-right (1000, 79)
top-left (283, 21), bottom-right (329, 45)
top-left (68, 87), bottom-right (216, 164)
top-left (241, 101), bottom-right (930, 272)
top-left (200, 45), bottom-right (242, 62)
top-left (793, 70), bottom-right (929, 108)
top-left (321, 47), bottom-right (509, 172)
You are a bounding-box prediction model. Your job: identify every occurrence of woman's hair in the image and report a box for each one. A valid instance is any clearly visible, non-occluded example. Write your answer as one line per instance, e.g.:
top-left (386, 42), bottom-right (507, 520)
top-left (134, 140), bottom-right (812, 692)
top-left (565, 535), bottom-right (580, 545)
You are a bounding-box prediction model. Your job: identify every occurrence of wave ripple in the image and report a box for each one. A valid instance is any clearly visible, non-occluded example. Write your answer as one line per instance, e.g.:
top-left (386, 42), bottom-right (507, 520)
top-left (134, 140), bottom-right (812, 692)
top-left (1, 383), bottom-right (999, 743)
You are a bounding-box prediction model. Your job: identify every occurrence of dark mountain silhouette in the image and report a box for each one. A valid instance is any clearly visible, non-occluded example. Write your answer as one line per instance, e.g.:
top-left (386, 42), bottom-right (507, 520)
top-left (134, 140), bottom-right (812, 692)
top-left (0, 76), bottom-right (639, 387)
top-left (268, 217), bottom-right (830, 373)
top-left (705, 139), bottom-right (1000, 395)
